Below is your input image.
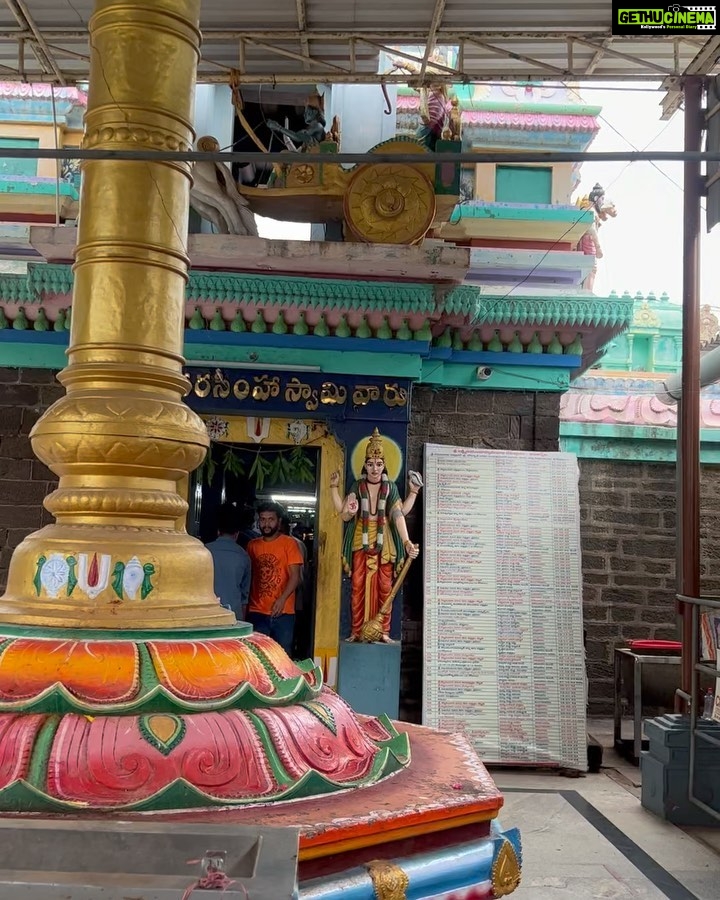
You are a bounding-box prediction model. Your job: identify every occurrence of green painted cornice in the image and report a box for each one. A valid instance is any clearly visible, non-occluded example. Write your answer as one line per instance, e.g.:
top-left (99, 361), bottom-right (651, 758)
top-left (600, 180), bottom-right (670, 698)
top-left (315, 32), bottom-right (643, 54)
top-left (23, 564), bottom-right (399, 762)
top-left (464, 100), bottom-right (600, 117)
top-left (27, 263), bottom-right (72, 296)
top-left (3, 264), bottom-right (437, 314)
top-left (446, 287), bottom-right (634, 329)
top-left (0, 266), bottom-right (633, 351)
top-left (0, 272), bottom-right (33, 303)
top-left (559, 428), bottom-right (720, 465)
top-left (396, 87), bottom-right (601, 117)
top-left (187, 272), bottom-right (436, 312)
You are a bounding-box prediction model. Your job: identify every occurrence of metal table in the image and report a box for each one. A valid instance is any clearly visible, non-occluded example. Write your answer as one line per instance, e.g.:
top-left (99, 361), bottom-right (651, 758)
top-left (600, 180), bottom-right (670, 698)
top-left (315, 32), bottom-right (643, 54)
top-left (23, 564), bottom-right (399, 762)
top-left (614, 647), bottom-right (681, 764)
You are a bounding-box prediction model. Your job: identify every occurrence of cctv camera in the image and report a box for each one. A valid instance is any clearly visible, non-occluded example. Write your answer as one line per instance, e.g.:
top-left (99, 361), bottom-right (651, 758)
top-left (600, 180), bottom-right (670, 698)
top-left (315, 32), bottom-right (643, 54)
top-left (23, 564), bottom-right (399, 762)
top-left (476, 366), bottom-right (493, 381)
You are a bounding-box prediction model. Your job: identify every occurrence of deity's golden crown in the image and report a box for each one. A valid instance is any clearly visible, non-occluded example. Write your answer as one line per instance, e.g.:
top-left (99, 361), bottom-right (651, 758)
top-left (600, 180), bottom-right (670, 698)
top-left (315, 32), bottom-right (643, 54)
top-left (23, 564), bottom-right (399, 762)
top-left (365, 428), bottom-right (385, 460)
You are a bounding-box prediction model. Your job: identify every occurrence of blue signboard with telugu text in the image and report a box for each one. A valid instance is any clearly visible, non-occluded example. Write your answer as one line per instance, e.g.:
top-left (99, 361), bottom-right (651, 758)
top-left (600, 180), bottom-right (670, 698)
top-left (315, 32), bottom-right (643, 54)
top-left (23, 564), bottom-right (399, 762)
top-left (184, 367), bottom-right (412, 423)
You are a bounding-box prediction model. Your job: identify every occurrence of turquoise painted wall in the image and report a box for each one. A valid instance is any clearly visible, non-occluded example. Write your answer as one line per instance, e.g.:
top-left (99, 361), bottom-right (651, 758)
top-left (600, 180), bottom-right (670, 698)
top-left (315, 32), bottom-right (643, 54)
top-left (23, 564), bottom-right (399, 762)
top-left (559, 294), bottom-right (720, 464)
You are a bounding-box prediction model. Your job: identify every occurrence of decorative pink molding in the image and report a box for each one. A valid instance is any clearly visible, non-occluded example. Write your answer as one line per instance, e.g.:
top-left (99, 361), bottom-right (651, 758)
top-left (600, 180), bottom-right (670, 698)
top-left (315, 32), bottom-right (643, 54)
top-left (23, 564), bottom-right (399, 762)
top-left (0, 82), bottom-right (87, 105)
top-left (560, 391), bottom-right (720, 429)
top-left (462, 111), bottom-right (599, 132)
top-left (396, 95), bottom-right (598, 132)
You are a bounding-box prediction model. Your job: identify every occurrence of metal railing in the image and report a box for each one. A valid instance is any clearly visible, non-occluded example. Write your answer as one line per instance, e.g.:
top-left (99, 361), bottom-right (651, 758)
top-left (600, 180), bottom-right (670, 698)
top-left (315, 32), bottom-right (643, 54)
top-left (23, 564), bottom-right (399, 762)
top-left (676, 592), bottom-right (720, 823)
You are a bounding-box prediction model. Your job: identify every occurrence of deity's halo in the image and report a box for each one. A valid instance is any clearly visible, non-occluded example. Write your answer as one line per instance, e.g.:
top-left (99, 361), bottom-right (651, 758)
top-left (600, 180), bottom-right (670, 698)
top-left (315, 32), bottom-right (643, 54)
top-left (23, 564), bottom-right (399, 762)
top-left (351, 432), bottom-right (403, 482)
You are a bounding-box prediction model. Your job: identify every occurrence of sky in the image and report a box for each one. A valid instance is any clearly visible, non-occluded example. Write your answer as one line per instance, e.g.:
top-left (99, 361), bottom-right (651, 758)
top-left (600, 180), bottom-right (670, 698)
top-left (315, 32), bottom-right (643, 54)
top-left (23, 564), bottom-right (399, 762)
top-left (575, 81), bottom-right (719, 306)
top-left (254, 81), bottom-right (719, 311)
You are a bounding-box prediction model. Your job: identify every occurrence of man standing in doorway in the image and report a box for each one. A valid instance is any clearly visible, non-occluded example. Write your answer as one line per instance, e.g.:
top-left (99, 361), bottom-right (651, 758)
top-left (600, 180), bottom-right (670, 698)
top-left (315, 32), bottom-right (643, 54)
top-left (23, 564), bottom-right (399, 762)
top-left (247, 502), bottom-right (303, 657)
top-left (205, 503), bottom-right (251, 621)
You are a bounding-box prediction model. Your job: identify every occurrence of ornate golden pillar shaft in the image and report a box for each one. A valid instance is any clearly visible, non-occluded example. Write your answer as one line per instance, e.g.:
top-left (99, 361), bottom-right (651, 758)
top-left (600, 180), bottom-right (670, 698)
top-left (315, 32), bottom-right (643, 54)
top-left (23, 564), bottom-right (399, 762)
top-left (0, 0), bottom-right (233, 628)
top-left (0, 0), bottom-right (413, 818)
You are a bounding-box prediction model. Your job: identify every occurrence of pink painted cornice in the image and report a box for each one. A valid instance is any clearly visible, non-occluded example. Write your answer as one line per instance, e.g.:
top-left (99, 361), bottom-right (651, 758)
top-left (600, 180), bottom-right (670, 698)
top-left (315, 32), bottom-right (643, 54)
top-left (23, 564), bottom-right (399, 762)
top-left (0, 82), bottom-right (87, 105)
top-left (561, 390), bottom-right (720, 429)
top-left (397, 95), bottom-right (598, 132)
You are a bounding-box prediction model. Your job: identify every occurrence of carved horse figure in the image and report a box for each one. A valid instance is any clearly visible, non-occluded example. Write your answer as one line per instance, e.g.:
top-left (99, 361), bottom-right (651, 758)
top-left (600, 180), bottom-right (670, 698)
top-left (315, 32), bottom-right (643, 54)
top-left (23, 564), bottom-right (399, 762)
top-left (190, 135), bottom-right (258, 236)
top-left (576, 183), bottom-right (617, 292)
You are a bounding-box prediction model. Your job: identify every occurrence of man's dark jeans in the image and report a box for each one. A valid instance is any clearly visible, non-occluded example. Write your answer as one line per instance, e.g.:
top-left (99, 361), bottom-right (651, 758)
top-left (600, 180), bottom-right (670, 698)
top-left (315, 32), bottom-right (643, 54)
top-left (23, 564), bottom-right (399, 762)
top-left (246, 611), bottom-right (295, 658)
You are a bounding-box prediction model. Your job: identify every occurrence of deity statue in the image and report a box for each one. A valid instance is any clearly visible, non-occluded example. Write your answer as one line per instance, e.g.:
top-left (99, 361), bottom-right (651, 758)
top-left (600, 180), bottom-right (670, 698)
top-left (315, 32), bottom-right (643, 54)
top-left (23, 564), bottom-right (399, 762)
top-left (392, 55), bottom-right (451, 151)
top-left (190, 135), bottom-right (258, 236)
top-left (442, 95), bottom-right (462, 142)
top-left (330, 429), bottom-right (422, 643)
top-left (267, 93), bottom-right (328, 151)
top-left (326, 114), bottom-right (342, 147)
top-left (576, 182), bottom-right (617, 293)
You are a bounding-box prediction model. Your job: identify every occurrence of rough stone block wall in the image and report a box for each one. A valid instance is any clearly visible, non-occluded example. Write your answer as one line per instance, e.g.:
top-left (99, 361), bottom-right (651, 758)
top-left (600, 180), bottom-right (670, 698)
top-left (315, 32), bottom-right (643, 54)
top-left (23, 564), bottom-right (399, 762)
top-left (580, 458), bottom-right (720, 715)
top-left (400, 386), bottom-right (561, 722)
top-left (0, 368), bottom-right (61, 591)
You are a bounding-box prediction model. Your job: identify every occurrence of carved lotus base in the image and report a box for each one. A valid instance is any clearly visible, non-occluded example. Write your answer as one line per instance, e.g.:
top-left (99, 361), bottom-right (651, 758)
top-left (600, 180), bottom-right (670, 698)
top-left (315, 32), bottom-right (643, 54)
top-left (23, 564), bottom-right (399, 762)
top-left (0, 625), bottom-right (410, 812)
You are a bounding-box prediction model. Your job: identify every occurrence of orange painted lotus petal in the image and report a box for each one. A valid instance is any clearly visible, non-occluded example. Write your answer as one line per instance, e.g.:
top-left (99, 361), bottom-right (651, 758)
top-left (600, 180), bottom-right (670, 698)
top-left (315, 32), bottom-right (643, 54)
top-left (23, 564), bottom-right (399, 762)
top-left (245, 632), bottom-right (304, 678)
top-left (0, 640), bottom-right (139, 704)
top-left (147, 639), bottom-right (275, 701)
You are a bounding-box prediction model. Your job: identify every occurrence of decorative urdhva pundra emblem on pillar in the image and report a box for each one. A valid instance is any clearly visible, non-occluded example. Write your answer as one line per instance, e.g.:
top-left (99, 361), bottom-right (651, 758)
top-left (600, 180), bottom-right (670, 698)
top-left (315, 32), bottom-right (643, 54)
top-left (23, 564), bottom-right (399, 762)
top-left (34, 553), bottom-right (156, 601)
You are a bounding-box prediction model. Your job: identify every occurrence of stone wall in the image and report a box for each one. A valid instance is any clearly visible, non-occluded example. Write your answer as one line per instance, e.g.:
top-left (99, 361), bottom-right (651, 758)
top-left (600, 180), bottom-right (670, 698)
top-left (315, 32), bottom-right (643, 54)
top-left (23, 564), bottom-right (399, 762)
top-left (579, 458), bottom-right (720, 715)
top-left (400, 386), bottom-right (561, 722)
top-left (0, 368), bottom-right (61, 591)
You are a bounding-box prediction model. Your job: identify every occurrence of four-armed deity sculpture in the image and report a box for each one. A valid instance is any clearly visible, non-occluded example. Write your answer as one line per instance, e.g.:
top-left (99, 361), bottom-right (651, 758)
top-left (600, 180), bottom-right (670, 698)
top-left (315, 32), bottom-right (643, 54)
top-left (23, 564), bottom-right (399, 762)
top-left (190, 135), bottom-right (258, 235)
top-left (331, 428), bottom-right (422, 643)
top-left (576, 182), bottom-right (617, 292)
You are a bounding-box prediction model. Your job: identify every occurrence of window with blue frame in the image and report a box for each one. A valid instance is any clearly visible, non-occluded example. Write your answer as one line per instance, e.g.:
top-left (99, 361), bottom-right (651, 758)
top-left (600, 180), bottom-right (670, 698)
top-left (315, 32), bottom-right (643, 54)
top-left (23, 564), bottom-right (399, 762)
top-left (0, 137), bottom-right (39, 177)
top-left (495, 165), bottom-right (553, 204)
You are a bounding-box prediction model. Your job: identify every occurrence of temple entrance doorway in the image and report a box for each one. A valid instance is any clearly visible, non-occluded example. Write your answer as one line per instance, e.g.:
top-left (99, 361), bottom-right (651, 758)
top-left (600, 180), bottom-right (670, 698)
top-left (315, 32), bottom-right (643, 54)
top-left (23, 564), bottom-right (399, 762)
top-left (186, 416), bottom-right (344, 682)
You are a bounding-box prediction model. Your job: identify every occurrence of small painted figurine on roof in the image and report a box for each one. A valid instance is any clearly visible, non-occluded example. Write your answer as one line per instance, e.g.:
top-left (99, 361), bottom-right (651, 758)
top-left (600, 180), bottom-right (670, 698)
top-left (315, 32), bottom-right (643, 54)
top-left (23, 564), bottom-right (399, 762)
top-left (391, 53), bottom-right (451, 151)
top-left (576, 182), bottom-right (617, 292)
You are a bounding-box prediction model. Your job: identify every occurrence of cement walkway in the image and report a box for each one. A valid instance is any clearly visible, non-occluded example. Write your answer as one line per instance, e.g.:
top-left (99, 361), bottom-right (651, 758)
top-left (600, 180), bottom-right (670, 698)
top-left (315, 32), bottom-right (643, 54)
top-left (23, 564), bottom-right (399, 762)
top-left (492, 721), bottom-right (720, 899)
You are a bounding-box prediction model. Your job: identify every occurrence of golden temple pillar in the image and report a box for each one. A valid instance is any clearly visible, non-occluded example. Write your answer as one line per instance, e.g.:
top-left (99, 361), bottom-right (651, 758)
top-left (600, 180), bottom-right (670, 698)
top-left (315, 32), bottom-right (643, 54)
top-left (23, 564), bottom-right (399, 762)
top-left (0, 0), bottom-right (410, 814)
top-left (0, 0), bottom-right (233, 628)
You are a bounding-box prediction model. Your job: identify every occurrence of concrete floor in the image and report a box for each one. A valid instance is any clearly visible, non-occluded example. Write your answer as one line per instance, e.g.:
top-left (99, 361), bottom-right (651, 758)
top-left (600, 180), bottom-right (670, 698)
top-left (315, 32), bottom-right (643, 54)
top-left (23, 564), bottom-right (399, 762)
top-left (489, 719), bottom-right (720, 899)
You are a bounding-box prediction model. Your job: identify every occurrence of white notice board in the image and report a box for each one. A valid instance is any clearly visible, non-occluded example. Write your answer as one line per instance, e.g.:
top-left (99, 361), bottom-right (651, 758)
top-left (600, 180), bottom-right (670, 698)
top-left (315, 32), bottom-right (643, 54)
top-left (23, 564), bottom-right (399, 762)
top-left (422, 444), bottom-right (587, 770)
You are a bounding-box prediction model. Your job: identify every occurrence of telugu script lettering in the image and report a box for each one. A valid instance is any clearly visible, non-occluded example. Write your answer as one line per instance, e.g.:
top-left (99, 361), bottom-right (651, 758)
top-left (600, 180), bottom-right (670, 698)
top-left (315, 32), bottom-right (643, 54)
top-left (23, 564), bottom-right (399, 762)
top-left (352, 385), bottom-right (381, 407)
top-left (320, 382), bottom-right (347, 405)
top-left (189, 370), bottom-right (409, 418)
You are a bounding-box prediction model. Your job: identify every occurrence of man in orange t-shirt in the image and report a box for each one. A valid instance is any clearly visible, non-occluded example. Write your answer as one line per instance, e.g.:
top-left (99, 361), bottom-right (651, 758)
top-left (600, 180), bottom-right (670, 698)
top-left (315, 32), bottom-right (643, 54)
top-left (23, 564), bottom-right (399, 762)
top-left (246, 502), bottom-right (304, 657)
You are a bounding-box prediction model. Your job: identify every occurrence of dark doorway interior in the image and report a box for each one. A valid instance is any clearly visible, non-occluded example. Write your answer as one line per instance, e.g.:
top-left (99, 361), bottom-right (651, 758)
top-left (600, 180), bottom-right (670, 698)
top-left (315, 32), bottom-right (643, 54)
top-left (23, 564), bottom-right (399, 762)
top-left (188, 442), bottom-right (319, 660)
top-left (231, 99), bottom-right (307, 187)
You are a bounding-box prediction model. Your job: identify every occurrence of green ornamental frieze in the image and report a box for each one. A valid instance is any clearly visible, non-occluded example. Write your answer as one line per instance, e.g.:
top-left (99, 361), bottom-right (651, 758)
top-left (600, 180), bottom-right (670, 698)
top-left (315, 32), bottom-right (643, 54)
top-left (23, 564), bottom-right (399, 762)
top-left (0, 264), bottom-right (634, 332)
top-left (445, 285), bottom-right (634, 328)
top-left (8, 264), bottom-right (438, 314)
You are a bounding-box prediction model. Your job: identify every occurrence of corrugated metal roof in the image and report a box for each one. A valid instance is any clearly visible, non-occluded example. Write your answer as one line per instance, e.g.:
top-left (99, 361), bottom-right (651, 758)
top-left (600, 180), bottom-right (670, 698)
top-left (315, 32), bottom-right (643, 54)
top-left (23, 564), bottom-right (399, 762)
top-left (0, 0), bottom-right (715, 89)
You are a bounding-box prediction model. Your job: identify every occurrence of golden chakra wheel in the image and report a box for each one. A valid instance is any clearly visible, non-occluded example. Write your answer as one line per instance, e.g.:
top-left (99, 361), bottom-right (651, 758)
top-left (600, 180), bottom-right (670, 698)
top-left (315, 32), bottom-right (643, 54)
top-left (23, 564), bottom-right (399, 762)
top-left (343, 162), bottom-right (436, 244)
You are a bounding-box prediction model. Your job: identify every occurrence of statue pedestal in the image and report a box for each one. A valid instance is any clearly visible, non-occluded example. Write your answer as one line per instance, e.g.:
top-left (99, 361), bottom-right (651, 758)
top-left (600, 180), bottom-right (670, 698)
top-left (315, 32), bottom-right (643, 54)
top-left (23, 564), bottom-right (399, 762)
top-left (337, 640), bottom-right (401, 719)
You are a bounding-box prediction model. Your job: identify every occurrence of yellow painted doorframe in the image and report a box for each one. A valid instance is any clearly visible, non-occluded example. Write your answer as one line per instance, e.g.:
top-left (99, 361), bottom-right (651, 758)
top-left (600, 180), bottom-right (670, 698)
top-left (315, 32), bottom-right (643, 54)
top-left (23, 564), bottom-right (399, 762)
top-left (191, 415), bottom-right (344, 687)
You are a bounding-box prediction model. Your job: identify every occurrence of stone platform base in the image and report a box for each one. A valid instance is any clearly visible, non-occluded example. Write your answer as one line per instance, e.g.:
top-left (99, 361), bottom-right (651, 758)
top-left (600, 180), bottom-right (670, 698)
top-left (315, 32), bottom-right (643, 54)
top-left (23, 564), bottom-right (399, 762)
top-left (1, 724), bottom-right (523, 897)
top-left (124, 725), bottom-right (506, 867)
